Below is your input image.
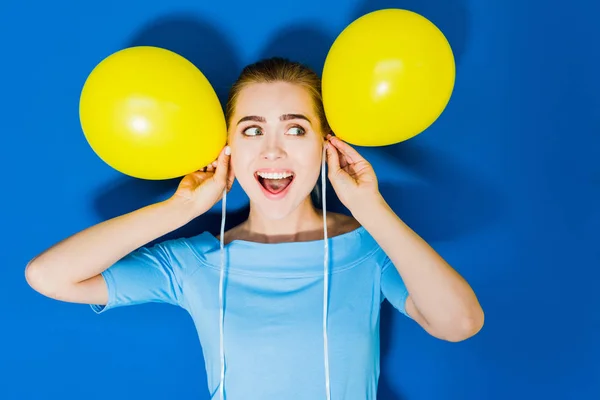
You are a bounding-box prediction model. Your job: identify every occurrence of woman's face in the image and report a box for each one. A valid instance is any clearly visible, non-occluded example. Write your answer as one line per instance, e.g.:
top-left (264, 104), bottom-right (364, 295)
top-left (228, 81), bottom-right (325, 220)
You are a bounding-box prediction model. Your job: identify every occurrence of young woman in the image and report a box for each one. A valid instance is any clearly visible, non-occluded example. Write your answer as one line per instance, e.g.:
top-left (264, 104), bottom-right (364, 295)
top-left (26, 57), bottom-right (484, 399)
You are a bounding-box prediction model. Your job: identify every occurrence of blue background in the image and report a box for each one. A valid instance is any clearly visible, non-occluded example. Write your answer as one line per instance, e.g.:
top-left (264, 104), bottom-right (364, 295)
top-left (1, 0), bottom-right (598, 399)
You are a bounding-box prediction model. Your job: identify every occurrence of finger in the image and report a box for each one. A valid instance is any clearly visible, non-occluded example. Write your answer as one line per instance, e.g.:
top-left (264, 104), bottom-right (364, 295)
top-left (329, 136), bottom-right (363, 164)
top-left (338, 154), bottom-right (349, 170)
top-left (191, 169), bottom-right (207, 178)
top-left (327, 139), bottom-right (349, 169)
top-left (325, 141), bottom-right (342, 176)
top-left (226, 163), bottom-right (236, 191)
top-left (214, 145), bottom-right (231, 183)
top-left (205, 163), bottom-right (215, 172)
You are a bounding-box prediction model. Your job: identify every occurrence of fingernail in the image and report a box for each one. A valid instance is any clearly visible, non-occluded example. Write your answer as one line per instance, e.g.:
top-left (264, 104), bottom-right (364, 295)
top-left (224, 146), bottom-right (231, 156)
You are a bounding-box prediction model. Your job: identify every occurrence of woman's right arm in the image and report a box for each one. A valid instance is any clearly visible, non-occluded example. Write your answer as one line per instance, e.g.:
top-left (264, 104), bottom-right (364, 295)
top-left (25, 145), bottom-right (233, 306)
top-left (25, 198), bottom-right (194, 305)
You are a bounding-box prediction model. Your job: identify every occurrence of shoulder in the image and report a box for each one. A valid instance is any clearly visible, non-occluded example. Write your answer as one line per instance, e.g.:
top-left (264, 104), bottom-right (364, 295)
top-left (323, 212), bottom-right (385, 267)
top-left (328, 214), bottom-right (389, 267)
top-left (154, 232), bottom-right (218, 253)
top-left (148, 232), bottom-right (219, 272)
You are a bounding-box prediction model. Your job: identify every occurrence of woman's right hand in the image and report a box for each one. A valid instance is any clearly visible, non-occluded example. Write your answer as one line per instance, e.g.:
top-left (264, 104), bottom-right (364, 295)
top-left (171, 145), bottom-right (234, 218)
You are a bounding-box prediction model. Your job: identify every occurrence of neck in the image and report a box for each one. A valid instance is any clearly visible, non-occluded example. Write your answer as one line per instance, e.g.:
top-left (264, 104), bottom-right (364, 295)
top-left (243, 198), bottom-right (324, 242)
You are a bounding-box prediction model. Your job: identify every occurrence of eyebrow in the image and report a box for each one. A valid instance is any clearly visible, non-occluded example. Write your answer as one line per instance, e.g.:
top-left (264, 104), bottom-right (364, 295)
top-left (236, 113), bottom-right (312, 126)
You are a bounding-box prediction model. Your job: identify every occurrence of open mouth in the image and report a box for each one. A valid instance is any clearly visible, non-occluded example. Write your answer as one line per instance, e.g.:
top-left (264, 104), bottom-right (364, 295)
top-left (255, 170), bottom-right (295, 196)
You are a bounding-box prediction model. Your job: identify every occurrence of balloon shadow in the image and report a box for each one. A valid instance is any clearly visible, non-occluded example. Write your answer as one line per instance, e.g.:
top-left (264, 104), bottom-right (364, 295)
top-left (92, 13), bottom-right (244, 239)
top-left (258, 22), bottom-right (336, 76)
top-left (126, 12), bottom-right (242, 104)
top-left (376, 140), bottom-right (504, 243)
top-left (352, 0), bottom-right (470, 65)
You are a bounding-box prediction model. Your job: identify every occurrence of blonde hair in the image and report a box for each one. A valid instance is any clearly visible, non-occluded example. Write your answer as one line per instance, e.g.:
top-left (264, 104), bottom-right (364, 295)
top-left (225, 57), bottom-right (331, 135)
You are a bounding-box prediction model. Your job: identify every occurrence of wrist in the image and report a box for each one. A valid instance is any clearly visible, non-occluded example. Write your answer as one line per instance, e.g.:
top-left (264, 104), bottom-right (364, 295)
top-left (349, 192), bottom-right (389, 223)
top-left (162, 196), bottom-right (203, 225)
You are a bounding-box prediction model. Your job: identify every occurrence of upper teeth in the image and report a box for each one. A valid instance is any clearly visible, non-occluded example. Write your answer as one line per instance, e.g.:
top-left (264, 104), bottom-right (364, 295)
top-left (257, 171), bottom-right (293, 179)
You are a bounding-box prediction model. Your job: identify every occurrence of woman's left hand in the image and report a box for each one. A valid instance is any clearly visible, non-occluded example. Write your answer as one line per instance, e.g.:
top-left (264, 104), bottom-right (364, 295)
top-left (325, 134), bottom-right (382, 213)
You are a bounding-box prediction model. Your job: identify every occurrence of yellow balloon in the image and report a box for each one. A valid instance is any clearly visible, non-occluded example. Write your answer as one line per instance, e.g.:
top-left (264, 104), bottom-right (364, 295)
top-left (79, 46), bottom-right (227, 180)
top-left (322, 9), bottom-right (456, 146)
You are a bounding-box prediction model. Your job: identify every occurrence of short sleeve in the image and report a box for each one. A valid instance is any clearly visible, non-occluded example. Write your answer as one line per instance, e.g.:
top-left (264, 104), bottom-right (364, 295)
top-left (380, 255), bottom-right (411, 318)
top-left (90, 239), bottom-right (186, 314)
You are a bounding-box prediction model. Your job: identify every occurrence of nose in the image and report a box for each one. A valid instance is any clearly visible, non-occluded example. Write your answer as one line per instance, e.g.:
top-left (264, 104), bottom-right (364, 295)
top-left (260, 138), bottom-right (286, 161)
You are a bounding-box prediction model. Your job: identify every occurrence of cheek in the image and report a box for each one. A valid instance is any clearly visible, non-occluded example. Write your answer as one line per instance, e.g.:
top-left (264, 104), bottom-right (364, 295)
top-left (230, 148), bottom-right (257, 185)
top-left (296, 145), bottom-right (324, 179)
top-left (230, 154), bottom-right (247, 177)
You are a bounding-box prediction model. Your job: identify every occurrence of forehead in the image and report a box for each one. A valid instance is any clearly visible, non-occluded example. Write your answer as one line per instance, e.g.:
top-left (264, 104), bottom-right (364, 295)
top-left (233, 81), bottom-right (316, 119)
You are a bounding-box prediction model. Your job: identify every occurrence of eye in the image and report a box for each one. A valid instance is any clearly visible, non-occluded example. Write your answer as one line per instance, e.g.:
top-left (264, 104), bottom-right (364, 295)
top-left (287, 126), bottom-right (306, 136)
top-left (242, 126), bottom-right (262, 136)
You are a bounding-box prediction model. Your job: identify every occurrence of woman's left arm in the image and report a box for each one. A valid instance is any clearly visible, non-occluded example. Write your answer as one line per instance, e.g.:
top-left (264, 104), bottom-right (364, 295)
top-left (325, 136), bottom-right (484, 342)
top-left (355, 196), bottom-right (484, 342)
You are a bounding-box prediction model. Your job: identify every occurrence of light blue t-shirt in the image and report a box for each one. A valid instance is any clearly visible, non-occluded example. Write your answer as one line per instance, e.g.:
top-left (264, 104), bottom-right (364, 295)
top-left (91, 226), bottom-right (410, 399)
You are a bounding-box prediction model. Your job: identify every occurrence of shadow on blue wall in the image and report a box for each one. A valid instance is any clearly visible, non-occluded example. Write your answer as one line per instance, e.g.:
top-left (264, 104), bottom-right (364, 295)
top-left (378, 142), bottom-right (505, 244)
top-left (259, 23), bottom-right (334, 76)
top-left (90, 2), bottom-right (479, 399)
top-left (128, 13), bottom-right (242, 104)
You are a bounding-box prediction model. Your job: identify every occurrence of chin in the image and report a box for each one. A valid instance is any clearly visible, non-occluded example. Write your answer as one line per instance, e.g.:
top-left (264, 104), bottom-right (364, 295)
top-left (251, 201), bottom-right (302, 221)
top-left (249, 189), bottom-right (312, 221)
